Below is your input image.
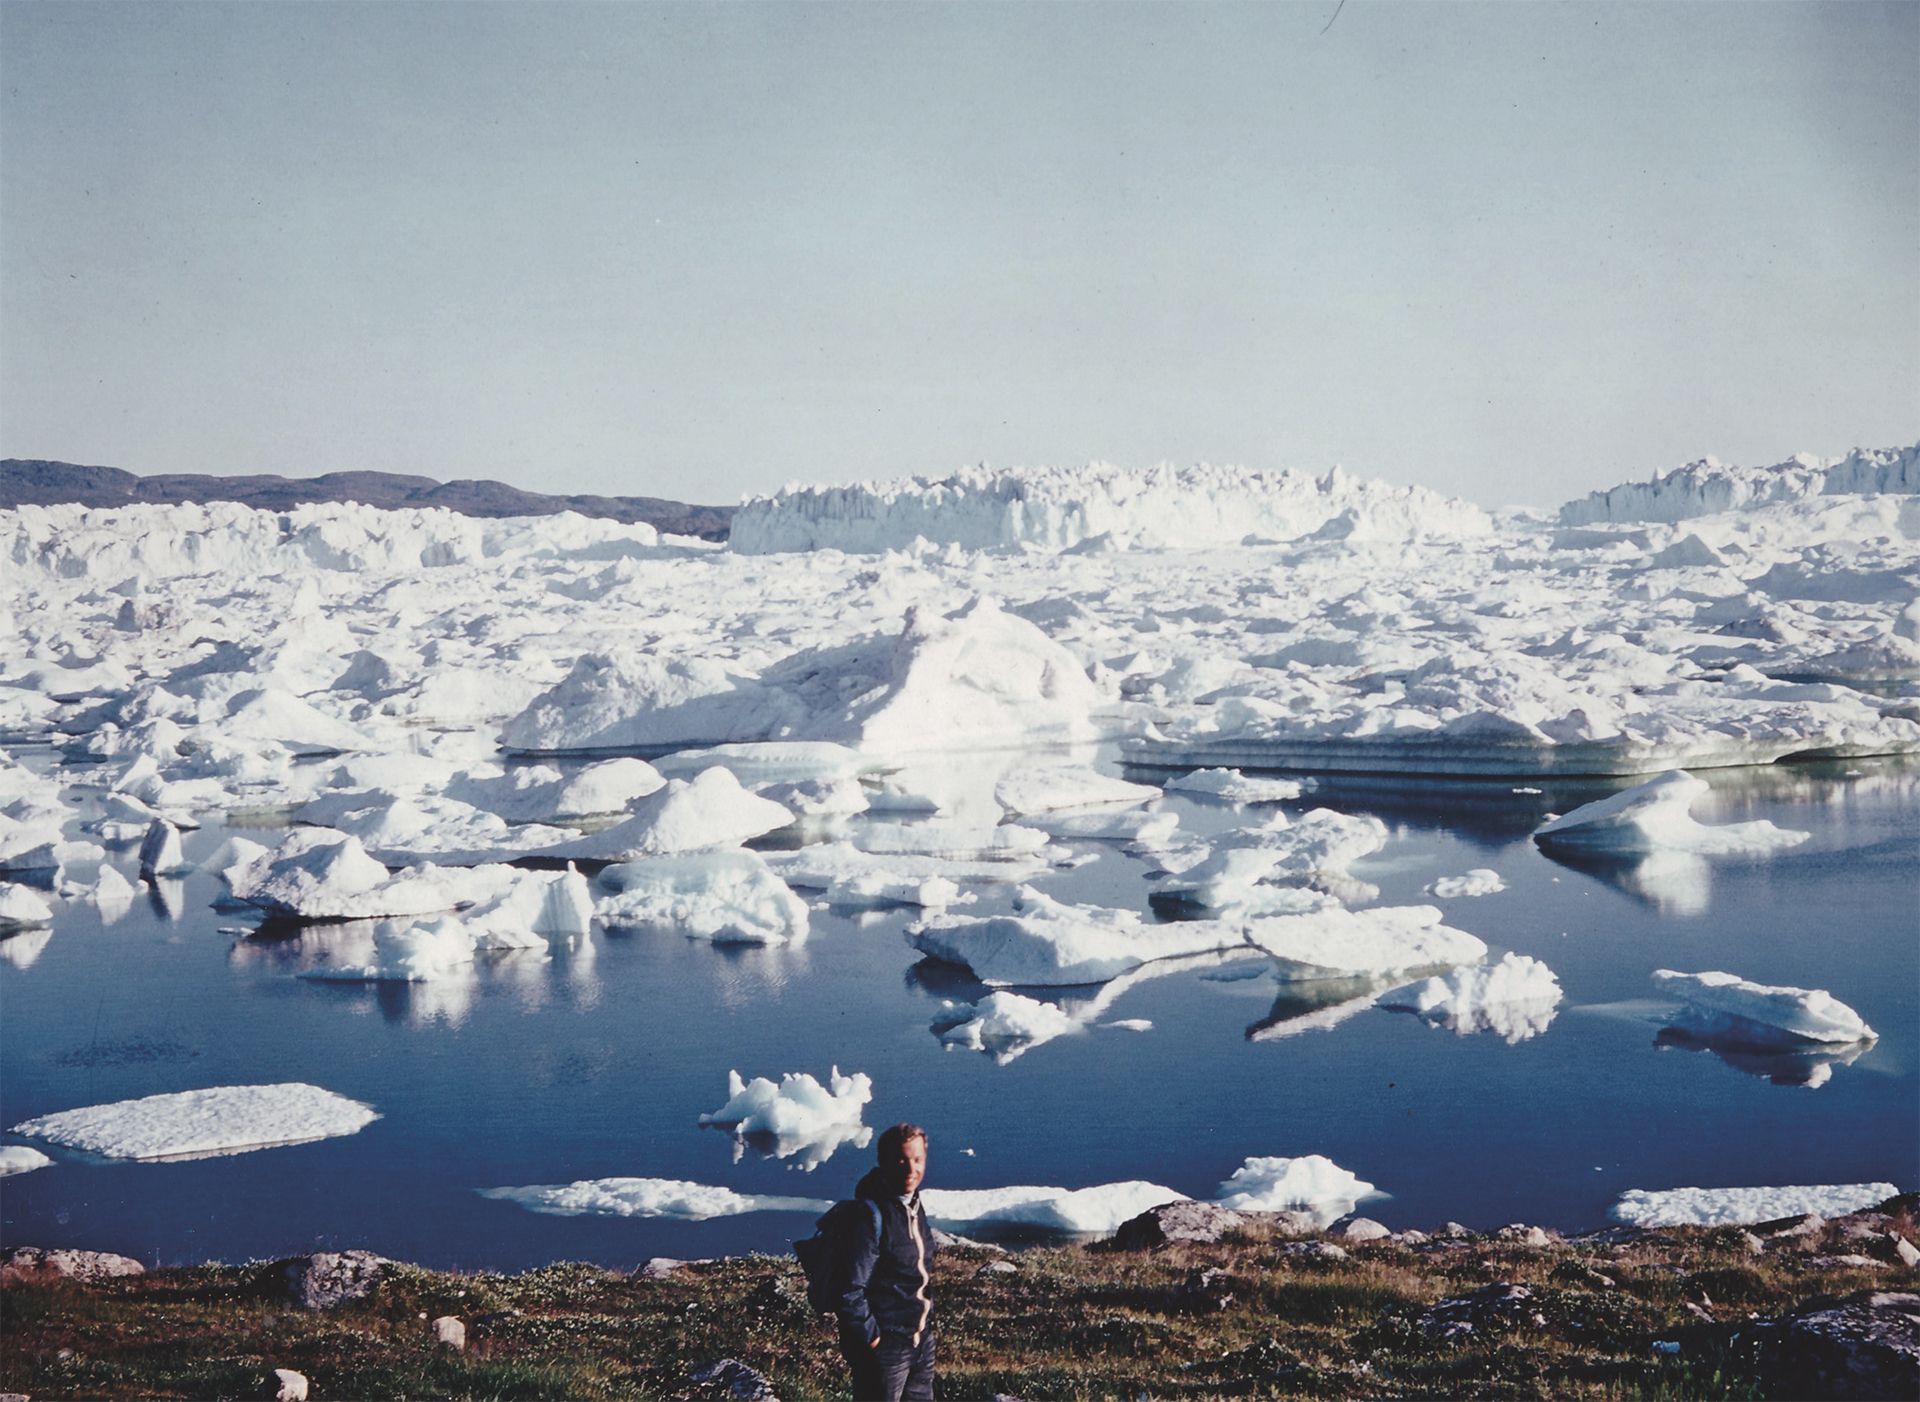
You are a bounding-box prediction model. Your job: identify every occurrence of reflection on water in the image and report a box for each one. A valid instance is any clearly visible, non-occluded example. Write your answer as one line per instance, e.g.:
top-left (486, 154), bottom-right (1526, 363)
top-left (1540, 848), bottom-right (1713, 916)
top-left (1655, 1027), bottom-right (1876, 1089)
top-left (144, 877), bottom-right (186, 922)
top-left (0, 927), bottom-right (53, 970)
top-left (708, 1121), bottom-right (875, 1172)
top-left (1248, 974), bottom-right (1404, 1042)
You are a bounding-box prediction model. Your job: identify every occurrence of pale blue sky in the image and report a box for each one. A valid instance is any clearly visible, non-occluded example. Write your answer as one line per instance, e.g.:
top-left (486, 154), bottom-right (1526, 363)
top-left (3, 1), bottom-right (1914, 507)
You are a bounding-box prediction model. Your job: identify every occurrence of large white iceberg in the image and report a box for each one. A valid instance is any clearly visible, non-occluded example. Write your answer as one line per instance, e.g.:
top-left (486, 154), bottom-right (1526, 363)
top-left (1609, 1181), bottom-right (1901, 1227)
top-left (1534, 771), bottom-right (1810, 856)
top-left (910, 888), bottom-right (1247, 986)
top-left (697, 1066), bottom-right (872, 1168)
top-left (1213, 1154), bottom-right (1375, 1226)
top-left (10, 1083), bottom-right (378, 1160)
top-left (598, 850), bottom-right (810, 944)
top-left (1377, 953), bottom-right (1562, 1042)
top-left (1559, 444), bottom-right (1917, 526)
top-left (1652, 969), bottom-right (1877, 1047)
top-left (299, 916), bottom-right (479, 982)
top-left (934, 991), bottom-right (1084, 1064)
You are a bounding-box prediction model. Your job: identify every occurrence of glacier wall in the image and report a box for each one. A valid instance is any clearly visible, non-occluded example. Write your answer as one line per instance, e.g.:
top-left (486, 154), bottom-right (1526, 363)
top-left (728, 462), bottom-right (1492, 555)
top-left (1557, 444), bottom-right (1919, 526)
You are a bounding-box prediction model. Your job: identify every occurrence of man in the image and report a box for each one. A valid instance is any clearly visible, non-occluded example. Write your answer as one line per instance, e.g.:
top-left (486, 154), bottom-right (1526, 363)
top-left (834, 1123), bottom-right (936, 1402)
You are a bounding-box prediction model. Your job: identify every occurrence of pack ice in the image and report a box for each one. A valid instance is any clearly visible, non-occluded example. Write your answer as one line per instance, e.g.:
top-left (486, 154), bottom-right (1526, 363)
top-left (1652, 969), bottom-right (1876, 1048)
top-left (10, 1083), bottom-right (378, 1160)
top-left (1609, 1181), bottom-right (1901, 1228)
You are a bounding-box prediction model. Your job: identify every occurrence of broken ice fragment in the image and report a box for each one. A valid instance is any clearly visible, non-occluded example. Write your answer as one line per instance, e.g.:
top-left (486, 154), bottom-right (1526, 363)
top-left (1652, 969), bottom-right (1876, 1047)
top-left (10, 1083), bottom-right (378, 1161)
top-left (1534, 771), bottom-right (1808, 856)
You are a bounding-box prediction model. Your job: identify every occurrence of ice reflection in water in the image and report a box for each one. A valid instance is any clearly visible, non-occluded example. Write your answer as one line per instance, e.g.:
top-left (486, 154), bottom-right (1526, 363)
top-left (1654, 1028), bottom-right (1877, 1089)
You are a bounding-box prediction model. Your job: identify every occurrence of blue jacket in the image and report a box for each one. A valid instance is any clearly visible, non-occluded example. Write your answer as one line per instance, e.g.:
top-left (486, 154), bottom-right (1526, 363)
top-left (835, 1167), bottom-right (937, 1346)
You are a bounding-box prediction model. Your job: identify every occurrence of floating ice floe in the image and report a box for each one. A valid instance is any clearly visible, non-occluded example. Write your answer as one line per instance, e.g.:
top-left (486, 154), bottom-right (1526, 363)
top-left (1532, 771), bottom-right (1810, 856)
top-left (910, 888), bottom-right (1248, 986)
top-left (0, 816), bottom-right (63, 874)
top-left (1609, 1181), bottom-right (1901, 1228)
top-left (300, 916), bottom-right (478, 982)
top-left (137, 819), bottom-right (192, 876)
top-left (697, 1067), bottom-right (872, 1168)
top-left (1423, 868), bottom-right (1506, 898)
top-left (0, 882), bottom-right (54, 931)
top-left (1245, 905), bottom-right (1488, 981)
top-left (852, 821), bottom-right (1051, 861)
top-left (228, 829), bottom-right (514, 920)
top-left (0, 1145), bottom-right (52, 1176)
top-left (992, 765), bottom-right (1158, 816)
top-left (934, 992), bottom-right (1084, 1064)
top-left (1024, 807), bottom-right (1181, 846)
top-left (1152, 809), bottom-right (1388, 913)
top-left (10, 1083), bottom-right (378, 1161)
top-left (651, 742), bottom-right (878, 786)
top-left (1163, 769), bottom-right (1308, 804)
top-left (1213, 1154), bottom-right (1376, 1226)
top-left (526, 768), bottom-right (794, 862)
top-left (920, 1180), bottom-right (1187, 1235)
top-left (767, 842), bottom-right (1046, 899)
top-left (444, 757), bottom-right (666, 822)
top-left (479, 1177), bottom-right (829, 1220)
top-left (1652, 969), bottom-right (1876, 1047)
top-left (1377, 953), bottom-right (1562, 1042)
top-left (89, 863), bottom-right (136, 921)
top-left (598, 850), bottom-right (810, 943)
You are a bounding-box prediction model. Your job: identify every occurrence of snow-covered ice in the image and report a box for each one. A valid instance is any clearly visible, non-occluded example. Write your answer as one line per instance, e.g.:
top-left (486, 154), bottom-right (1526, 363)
top-left (697, 1067), bottom-right (872, 1168)
top-left (299, 916), bottom-right (479, 982)
top-left (478, 1178), bottom-right (829, 1220)
top-left (597, 850), bottom-right (810, 944)
top-left (992, 765), bottom-right (1158, 815)
top-left (910, 888), bottom-right (1248, 986)
top-left (1162, 769), bottom-right (1309, 804)
top-left (0, 882), bottom-right (54, 931)
top-left (920, 1180), bottom-right (1188, 1235)
top-left (1245, 905), bottom-right (1487, 981)
top-left (525, 768), bottom-right (793, 861)
top-left (1609, 1181), bottom-right (1901, 1227)
top-left (1423, 868), bottom-right (1506, 898)
top-left (934, 991), bottom-right (1084, 1063)
top-left (1534, 771), bottom-right (1810, 856)
top-left (1652, 969), bottom-right (1877, 1047)
top-left (0, 1144), bottom-right (52, 1176)
top-left (10, 1083), bottom-right (378, 1160)
top-left (1377, 953), bottom-right (1562, 1042)
top-left (1213, 1154), bottom-right (1376, 1226)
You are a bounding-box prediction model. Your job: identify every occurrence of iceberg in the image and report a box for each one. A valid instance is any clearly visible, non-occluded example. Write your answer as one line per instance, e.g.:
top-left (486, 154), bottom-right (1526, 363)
top-left (1377, 953), bottom-right (1562, 1042)
top-left (1609, 1182), bottom-right (1901, 1228)
top-left (0, 881), bottom-right (54, 931)
top-left (697, 1066), bottom-right (872, 1168)
top-left (1652, 968), bottom-right (1877, 1047)
top-left (299, 916), bottom-right (479, 982)
top-left (910, 888), bottom-right (1248, 986)
top-left (934, 991), bottom-right (1084, 1064)
top-left (766, 841), bottom-right (1049, 896)
top-left (992, 765), bottom-right (1158, 816)
top-left (1534, 771), bottom-right (1810, 855)
top-left (1163, 768), bottom-right (1309, 804)
top-left (444, 758), bottom-right (665, 822)
top-left (598, 850), bottom-right (809, 944)
top-left (526, 768), bottom-right (793, 861)
top-left (478, 1177), bottom-right (827, 1220)
top-left (1559, 444), bottom-right (1917, 526)
top-left (852, 821), bottom-right (1051, 861)
top-left (0, 1144), bottom-right (53, 1176)
top-left (10, 1083), bottom-right (378, 1160)
top-left (1245, 905), bottom-right (1488, 980)
top-left (1151, 809), bottom-right (1388, 912)
top-left (1423, 868), bottom-right (1506, 898)
top-left (1213, 1154), bottom-right (1376, 1226)
top-left (920, 1180), bottom-right (1188, 1235)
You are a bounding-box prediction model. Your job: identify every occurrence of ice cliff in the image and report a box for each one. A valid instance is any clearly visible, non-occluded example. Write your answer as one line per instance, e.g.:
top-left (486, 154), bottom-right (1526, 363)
top-left (1557, 443), bottom-right (1919, 526)
top-left (730, 461), bottom-right (1492, 554)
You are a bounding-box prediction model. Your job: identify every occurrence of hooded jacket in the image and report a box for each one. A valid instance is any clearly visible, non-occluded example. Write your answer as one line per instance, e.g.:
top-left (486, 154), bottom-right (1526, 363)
top-left (834, 1166), bottom-right (937, 1347)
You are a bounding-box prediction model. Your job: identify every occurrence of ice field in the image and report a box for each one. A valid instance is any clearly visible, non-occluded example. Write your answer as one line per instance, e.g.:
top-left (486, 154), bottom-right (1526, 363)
top-left (2, 447), bottom-right (1916, 1266)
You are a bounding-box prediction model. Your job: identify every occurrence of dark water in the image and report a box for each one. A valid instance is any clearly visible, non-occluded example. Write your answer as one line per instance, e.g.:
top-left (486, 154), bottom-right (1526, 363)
top-left (3, 756), bottom-right (1915, 1270)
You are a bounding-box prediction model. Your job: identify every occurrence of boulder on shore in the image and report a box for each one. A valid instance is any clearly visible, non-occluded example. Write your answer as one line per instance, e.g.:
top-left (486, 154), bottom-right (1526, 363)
top-left (0, 1245), bottom-right (145, 1284)
top-left (1111, 1200), bottom-right (1249, 1250)
top-left (1737, 1290), bottom-right (1920, 1401)
top-left (278, 1249), bottom-right (392, 1310)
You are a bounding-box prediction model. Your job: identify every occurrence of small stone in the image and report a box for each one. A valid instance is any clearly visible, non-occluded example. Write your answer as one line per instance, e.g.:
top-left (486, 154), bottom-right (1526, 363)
top-left (1396, 1229), bottom-right (1431, 1246)
top-left (688, 1357), bottom-right (779, 1401)
top-left (1275, 1241), bottom-right (1349, 1262)
top-left (1263, 1209), bottom-right (1322, 1238)
top-left (1892, 1235), bottom-right (1920, 1269)
top-left (280, 1250), bottom-right (390, 1310)
top-left (1337, 1216), bottom-right (1391, 1242)
top-left (635, 1257), bottom-right (690, 1279)
top-left (1810, 1254), bottom-right (1885, 1270)
top-left (1175, 1266), bottom-right (1237, 1312)
top-left (431, 1315), bottom-right (465, 1350)
top-left (271, 1368), bottom-right (309, 1401)
top-left (1436, 1221), bottom-right (1475, 1240)
top-left (974, 1260), bottom-right (1018, 1278)
top-left (1741, 1231), bottom-right (1766, 1256)
top-left (0, 1391), bottom-right (30, 1402)
top-left (1494, 1224), bottom-right (1554, 1248)
top-left (1684, 1301), bottom-right (1715, 1322)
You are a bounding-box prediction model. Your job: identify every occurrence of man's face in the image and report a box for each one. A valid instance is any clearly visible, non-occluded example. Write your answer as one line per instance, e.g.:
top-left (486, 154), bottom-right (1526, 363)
top-left (887, 1135), bottom-right (927, 1196)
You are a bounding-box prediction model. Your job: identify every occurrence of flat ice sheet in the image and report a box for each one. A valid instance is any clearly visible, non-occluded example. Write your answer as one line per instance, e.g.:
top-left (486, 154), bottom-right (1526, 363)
top-left (11, 1083), bottom-right (379, 1161)
top-left (479, 1177), bottom-right (829, 1221)
top-left (1610, 1182), bottom-right (1900, 1227)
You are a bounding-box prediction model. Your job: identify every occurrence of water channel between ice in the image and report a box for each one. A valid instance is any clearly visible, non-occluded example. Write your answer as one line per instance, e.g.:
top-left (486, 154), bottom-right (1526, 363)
top-left (3, 750), bottom-right (1915, 1271)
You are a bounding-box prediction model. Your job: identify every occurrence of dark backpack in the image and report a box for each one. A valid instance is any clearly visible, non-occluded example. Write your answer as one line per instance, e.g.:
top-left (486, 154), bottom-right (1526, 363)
top-left (794, 1197), bottom-right (883, 1315)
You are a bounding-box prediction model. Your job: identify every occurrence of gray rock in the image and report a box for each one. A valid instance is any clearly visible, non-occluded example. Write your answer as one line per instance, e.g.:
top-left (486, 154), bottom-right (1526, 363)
top-left (431, 1315), bottom-right (465, 1350)
top-left (688, 1357), bottom-right (779, 1401)
top-left (1755, 1212), bottom-right (1827, 1243)
top-left (974, 1259), bottom-right (1018, 1278)
top-left (1811, 1255), bottom-right (1887, 1271)
top-left (0, 1392), bottom-right (30, 1402)
top-left (1741, 1231), bottom-right (1766, 1256)
top-left (1262, 1209), bottom-right (1324, 1238)
top-left (270, 1368), bottom-right (308, 1401)
top-left (1417, 1282), bottom-right (1549, 1340)
top-left (280, 1250), bottom-right (391, 1310)
top-left (635, 1257), bottom-right (693, 1279)
top-left (1336, 1216), bottom-right (1391, 1242)
top-left (1274, 1241), bottom-right (1349, 1262)
top-left (1110, 1200), bottom-right (1249, 1250)
top-left (1396, 1229), bottom-right (1431, 1246)
top-left (1893, 1236), bottom-right (1920, 1270)
top-left (1494, 1223), bottom-right (1554, 1248)
top-left (1741, 1290), bottom-right (1920, 1400)
top-left (1175, 1266), bottom-right (1237, 1312)
top-left (0, 1247), bottom-right (145, 1284)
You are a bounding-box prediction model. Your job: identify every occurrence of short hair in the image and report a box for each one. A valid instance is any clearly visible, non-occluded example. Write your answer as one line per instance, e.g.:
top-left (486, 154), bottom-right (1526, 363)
top-left (877, 1123), bottom-right (927, 1161)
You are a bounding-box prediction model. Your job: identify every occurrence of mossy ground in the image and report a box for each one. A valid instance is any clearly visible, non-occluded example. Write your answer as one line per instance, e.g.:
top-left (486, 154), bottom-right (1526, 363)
top-left (1, 1216), bottom-right (1910, 1400)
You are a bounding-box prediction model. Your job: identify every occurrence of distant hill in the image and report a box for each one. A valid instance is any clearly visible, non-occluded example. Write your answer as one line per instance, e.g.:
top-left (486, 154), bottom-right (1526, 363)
top-left (0, 459), bottom-right (736, 540)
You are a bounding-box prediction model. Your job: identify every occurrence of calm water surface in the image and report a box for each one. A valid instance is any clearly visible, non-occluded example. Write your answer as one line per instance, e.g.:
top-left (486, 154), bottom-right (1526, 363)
top-left (3, 753), bottom-right (1915, 1269)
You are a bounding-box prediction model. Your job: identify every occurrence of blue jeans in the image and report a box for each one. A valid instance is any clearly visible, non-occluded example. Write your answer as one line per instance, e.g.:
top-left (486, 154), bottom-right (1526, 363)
top-left (840, 1325), bottom-right (935, 1401)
